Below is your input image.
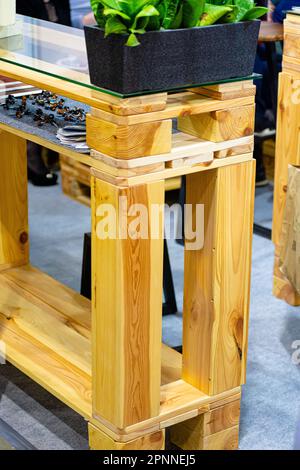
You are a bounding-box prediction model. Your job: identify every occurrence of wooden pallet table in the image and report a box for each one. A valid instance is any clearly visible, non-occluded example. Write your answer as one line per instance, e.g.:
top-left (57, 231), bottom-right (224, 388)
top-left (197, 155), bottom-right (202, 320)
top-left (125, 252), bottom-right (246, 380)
top-left (0, 16), bottom-right (256, 451)
top-left (272, 12), bottom-right (300, 306)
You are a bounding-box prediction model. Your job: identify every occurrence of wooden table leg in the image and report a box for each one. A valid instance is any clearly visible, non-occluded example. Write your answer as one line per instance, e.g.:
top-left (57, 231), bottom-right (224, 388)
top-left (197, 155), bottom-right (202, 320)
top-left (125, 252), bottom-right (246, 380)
top-left (0, 131), bottom-right (28, 271)
top-left (89, 175), bottom-right (165, 449)
top-left (171, 160), bottom-right (255, 450)
top-left (272, 72), bottom-right (300, 306)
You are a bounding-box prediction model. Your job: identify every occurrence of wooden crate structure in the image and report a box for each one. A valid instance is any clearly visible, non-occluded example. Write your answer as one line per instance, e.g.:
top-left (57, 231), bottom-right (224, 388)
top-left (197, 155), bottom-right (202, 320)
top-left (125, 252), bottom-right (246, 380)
top-left (272, 13), bottom-right (300, 305)
top-left (0, 78), bottom-right (256, 451)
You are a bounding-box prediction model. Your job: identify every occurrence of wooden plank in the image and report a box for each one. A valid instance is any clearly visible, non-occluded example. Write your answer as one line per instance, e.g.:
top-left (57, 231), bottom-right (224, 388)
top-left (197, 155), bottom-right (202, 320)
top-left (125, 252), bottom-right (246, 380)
top-left (87, 114), bottom-right (172, 159)
top-left (91, 382), bottom-right (241, 442)
top-left (182, 160), bottom-right (255, 396)
top-left (273, 72), bottom-right (300, 246)
top-left (0, 315), bottom-right (92, 419)
top-left (3, 264), bottom-right (91, 330)
top-left (88, 423), bottom-right (165, 450)
top-left (91, 177), bottom-right (165, 428)
top-left (192, 82), bottom-right (256, 101)
top-left (178, 104), bottom-right (255, 142)
top-left (214, 142), bottom-right (254, 159)
top-left (90, 94), bottom-right (255, 126)
top-left (91, 153), bottom-right (254, 187)
top-left (91, 133), bottom-right (254, 169)
top-left (0, 271), bottom-right (91, 375)
top-left (0, 131), bottom-right (28, 271)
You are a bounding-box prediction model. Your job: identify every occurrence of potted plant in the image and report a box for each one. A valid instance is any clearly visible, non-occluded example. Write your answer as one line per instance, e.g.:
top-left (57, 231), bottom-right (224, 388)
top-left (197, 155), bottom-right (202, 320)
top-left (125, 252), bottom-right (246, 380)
top-left (84, 0), bottom-right (267, 95)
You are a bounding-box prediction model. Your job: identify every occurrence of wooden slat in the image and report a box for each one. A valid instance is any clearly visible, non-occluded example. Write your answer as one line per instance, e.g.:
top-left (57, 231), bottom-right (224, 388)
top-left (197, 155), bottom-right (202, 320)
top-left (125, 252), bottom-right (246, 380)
top-left (191, 81), bottom-right (256, 101)
top-left (182, 160), bottom-right (255, 396)
top-left (90, 94), bottom-right (255, 126)
top-left (91, 134), bottom-right (254, 169)
top-left (91, 153), bottom-right (254, 187)
top-left (4, 264), bottom-right (91, 328)
top-left (273, 72), bottom-right (300, 246)
top-left (91, 177), bottom-right (165, 428)
top-left (0, 268), bottom-right (91, 375)
top-left (0, 131), bottom-right (28, 271)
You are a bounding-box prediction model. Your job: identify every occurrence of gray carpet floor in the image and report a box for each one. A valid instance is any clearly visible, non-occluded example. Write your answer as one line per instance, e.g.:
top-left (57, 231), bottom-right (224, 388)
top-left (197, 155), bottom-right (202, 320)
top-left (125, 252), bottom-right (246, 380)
top-left (0, 179), bottom-right (299, 450)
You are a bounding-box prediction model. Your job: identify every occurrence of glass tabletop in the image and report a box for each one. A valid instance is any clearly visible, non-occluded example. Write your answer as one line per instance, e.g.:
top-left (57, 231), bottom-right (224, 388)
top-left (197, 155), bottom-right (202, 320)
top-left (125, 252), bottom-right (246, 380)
top-left (0, 15), bottom-right (259, 99)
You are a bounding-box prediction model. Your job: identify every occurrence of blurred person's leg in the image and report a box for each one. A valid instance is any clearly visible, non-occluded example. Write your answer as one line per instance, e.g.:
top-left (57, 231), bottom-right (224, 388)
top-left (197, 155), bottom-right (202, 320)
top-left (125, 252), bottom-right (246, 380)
top-left (27, 142), bottom-right (58, 186)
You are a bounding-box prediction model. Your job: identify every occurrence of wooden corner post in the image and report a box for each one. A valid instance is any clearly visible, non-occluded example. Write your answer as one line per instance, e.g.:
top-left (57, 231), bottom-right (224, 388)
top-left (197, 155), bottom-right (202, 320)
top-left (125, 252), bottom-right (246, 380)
top-left (90, 173), bottom-right (165, 447)
top-left (182, 160), bottom-right (255, 396)
top-left (0, 131), bottom-right (29, 271)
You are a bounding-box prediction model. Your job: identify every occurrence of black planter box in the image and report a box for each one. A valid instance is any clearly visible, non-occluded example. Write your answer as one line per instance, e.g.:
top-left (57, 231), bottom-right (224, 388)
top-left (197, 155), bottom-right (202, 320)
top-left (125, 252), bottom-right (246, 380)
top-left (84, 21), bottom-right (260, 95)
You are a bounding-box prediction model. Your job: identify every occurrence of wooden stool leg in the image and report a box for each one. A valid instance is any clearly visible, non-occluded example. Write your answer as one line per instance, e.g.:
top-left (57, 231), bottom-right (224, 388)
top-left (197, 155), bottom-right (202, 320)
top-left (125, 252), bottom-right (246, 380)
top-left (170, 398), bottom-right (240, 450)
top-left (0, 131), bottom-right (28, 271)
top-left (90, 175), bottom-right (165, 435)
top-left (88, 423), bottom-right (165, 450)
top-left (182, 160), bottom-right (256, 396)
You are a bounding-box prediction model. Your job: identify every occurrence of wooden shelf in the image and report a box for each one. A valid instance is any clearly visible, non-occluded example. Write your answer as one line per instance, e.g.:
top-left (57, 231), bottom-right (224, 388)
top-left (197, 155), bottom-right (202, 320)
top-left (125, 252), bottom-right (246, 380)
top-left (0, 264), bottom-right (92, 418)
top-left (0, 264), bottom-right (183, 420)
top-left (0, 264), bottom-right (241, 438)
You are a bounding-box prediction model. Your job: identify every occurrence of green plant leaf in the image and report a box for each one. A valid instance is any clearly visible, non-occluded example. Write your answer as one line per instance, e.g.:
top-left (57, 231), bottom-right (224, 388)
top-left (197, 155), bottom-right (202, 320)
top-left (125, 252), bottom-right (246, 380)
top-left (218, 4), bottom-right (238, 22)
top-left (233, 0), bottom-right (254, 21)
top-left (162, 0), bottom-right (180, 29)
top-left (100, 0), bottom-right (122, 10)
top-left (170, 3), bottom-right (183, 28)
top-left (182, 0), bottom-right (205, 28)
top-left (104, 15), bottom-right (127, 36)
top-left (199, 4), bottom-right (233, 25)
top-left (126, 32), bottom-right (141, 46)
top-left (103, 7), bottom-right (131, 20)
top-left (242, 6), bottom-right (268, 20)
top-left (131, 5), bottom-right (159, 29)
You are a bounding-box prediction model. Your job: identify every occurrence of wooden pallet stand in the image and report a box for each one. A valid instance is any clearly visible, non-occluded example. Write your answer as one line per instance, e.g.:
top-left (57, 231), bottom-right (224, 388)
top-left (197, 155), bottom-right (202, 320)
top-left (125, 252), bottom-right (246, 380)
top-left (0, 80), bottom-right (256, 450)
top-left (273, 14), bottom-right (300, 305)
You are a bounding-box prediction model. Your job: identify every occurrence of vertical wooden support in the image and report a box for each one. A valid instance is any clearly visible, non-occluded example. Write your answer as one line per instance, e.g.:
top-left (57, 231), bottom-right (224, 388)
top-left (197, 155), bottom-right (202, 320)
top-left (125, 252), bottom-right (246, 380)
top-left (182, 160), bottom-right (255, 396)
top-left (0, 131), bottom-right (28, 271)
top-left (272, 72), bottom-right (300, 305)
top-left (91, 175), bottom-right (165, 430)
top-left (170, 398), bottom-right (240, 450)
